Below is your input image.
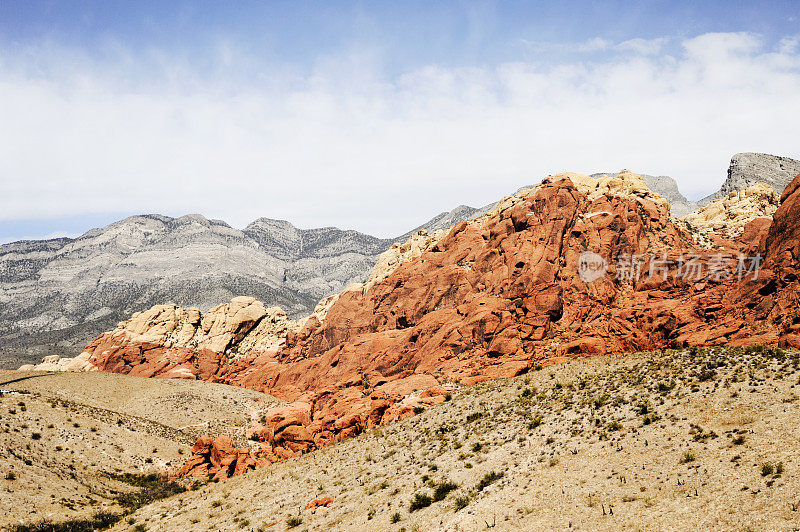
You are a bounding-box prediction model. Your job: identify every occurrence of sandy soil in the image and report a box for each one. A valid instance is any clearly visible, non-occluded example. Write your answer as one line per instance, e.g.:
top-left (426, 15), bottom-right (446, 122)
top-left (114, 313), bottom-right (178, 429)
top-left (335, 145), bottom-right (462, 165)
top-left (0, 370), bottom-right (282, 528)
top-left (108, 346), bottom-right (800, 531)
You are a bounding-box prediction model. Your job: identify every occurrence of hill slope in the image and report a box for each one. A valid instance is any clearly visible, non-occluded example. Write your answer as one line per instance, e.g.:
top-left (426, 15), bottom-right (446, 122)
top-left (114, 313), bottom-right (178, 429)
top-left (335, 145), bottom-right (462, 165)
top-left (0, 370), bottom-right (281, 528)
top-left (110, 345), bottom-right (800, 531)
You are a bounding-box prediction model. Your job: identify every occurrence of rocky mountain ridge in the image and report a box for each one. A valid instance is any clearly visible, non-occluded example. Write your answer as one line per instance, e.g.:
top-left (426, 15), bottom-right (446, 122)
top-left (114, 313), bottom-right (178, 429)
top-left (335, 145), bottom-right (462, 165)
top-left (3, 152), bottom-right (798, 369)
top-left (592, 172), bottom-right (699, 217)
top-left (699, 152), bottom-right (800, 205)
top-left (682, 182), bottom-right (780, 238)
top-left (39, 169), bottom-right (800, 479)
top-left (0, 207), bottom-right (482, 368)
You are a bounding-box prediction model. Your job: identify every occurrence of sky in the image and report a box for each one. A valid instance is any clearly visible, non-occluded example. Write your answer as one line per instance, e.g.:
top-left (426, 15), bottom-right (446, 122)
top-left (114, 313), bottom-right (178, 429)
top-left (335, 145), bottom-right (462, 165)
top-left (1, 1), bottom-right (799, 242)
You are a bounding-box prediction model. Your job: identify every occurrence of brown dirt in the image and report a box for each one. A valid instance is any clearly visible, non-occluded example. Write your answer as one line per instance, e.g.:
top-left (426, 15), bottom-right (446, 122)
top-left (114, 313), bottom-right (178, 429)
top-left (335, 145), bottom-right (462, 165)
top-left (0, 370), bottom-right (281, 528)
top-left (108, 345), bottom-right (800, 531)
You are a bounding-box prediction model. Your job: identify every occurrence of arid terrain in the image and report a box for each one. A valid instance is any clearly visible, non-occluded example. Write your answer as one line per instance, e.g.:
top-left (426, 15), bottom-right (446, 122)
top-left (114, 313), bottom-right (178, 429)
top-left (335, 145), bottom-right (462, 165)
top-left (88, 345), bottom-right (800, 531)
top-left (3, 165), bottom-right (800, 531)
top-left (0, 371), bottom-right (281, 530)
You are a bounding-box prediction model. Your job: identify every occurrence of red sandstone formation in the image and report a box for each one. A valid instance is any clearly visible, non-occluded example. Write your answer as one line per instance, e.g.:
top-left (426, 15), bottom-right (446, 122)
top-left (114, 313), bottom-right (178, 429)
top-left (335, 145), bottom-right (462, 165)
top-left (304, 497), bottom-right (335, 510)
top-left (73, 172), bottom-right (800, 479)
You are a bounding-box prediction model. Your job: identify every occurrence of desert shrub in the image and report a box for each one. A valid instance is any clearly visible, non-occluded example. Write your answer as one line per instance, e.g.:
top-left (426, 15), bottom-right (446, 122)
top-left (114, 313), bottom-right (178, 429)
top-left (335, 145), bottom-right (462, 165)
top-left (286, 515), bottom-right (302, 527)
top-left (642, 414), bottom-right (660, 425)
top-left (761, 462), bottom-right (774, 476)
top-left (454, 495), bottom-right (470, 510)
top-left (433, 481), bottom-right (458, 502)
top-left (657, 380), bottom-right (676, 393)
top-left (109, 472), bottom-right (186, 511)
top-left (697, 367), bottom-right (716, 382)
top-left (477, 471), bottom-right (503, 491)
top-left (681, 451), bottom-right (696, 464)
top-left (593, 394), bottom-right (611, 408)
top-left (689, 425), bottom-right (717, 442)
top-left (409, 493), bottom-right (432, 511)
top-left (465, 412), bottom-right (483, 423)
top-left (390, 512), bottom-right (401, 523)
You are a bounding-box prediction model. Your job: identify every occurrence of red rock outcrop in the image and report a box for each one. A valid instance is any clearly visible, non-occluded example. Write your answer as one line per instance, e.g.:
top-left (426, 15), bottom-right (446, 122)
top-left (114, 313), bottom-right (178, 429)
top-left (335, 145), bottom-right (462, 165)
top-left (175, 435), bottom-right (277, 480)
top-left (304, 497), bottom-right (335, 510)
top-left (73, 171), bottom-right (800, 480)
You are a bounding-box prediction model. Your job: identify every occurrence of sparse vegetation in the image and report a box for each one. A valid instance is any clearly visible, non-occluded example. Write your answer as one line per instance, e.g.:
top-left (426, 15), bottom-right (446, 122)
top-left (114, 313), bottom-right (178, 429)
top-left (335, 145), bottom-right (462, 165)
top-left (477, 471), bottom-right (503, 491)
top-left (432, 480), bottom-right (458, 502)
top-left (8, 511), bottom-right (120, 532)
top-left (5, 345), bottom-right (800, 529)
top-left (409, 492), bottom-right (433, 511)
top-left (454, 495), bottom-right (470, 510)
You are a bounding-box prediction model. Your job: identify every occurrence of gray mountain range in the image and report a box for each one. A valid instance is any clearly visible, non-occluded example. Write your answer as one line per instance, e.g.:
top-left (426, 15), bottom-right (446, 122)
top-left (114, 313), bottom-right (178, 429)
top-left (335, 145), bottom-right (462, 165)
top-left (0, 207), bottom-right (482, 368)
top-left (1, 152), bottom-right (798, 368)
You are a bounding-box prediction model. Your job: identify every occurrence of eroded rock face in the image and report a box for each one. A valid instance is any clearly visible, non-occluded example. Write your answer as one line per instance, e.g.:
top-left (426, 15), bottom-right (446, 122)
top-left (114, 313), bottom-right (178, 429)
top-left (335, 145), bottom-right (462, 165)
top-left (1, 207), bottom-right (491, 369)
top-left (682, 183), bottom-right (780, 238)
top-left (71, 171), bottom-right (800, 479)
top-left (23, 297), bottom-right (302, 377)
top-left (700, 152), bottom-right (800, 205)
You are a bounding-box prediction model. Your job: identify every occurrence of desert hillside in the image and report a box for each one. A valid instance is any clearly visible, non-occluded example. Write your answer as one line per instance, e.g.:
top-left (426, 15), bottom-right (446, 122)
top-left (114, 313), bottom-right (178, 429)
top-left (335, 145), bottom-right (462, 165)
top-left (110, 345), bottom-right (800, 531)
top-left (0, 370), bottom-right (281, 529)
top-left (3, 170), bottom-right (800, 531)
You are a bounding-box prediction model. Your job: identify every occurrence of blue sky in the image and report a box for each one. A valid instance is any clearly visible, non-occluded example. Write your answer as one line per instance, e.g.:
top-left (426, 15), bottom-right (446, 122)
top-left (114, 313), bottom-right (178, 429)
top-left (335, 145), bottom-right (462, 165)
top-left (2, 1), bottom-right (797, 73)
top-left (1, 1), bottom-right (799, 242)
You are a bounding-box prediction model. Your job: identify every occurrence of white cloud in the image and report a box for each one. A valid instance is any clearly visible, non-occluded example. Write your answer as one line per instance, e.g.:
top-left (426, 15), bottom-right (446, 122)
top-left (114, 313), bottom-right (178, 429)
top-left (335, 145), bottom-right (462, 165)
top-left (778, 35), bottom-right (800, 54)
top-left (1, 32), bottom-right (799, 237)
top-left (615, 37), bottom-right (669, 55)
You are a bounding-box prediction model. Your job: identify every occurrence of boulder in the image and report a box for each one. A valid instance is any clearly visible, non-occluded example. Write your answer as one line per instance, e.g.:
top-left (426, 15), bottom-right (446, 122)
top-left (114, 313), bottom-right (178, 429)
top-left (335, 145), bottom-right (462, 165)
top-left (304, 497), bottom-right (334, 510)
